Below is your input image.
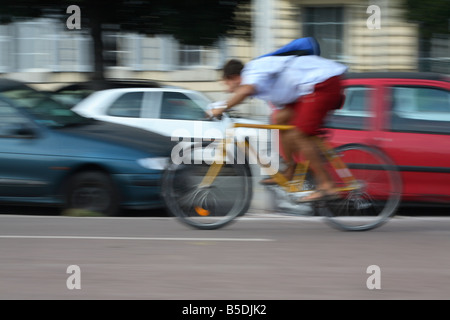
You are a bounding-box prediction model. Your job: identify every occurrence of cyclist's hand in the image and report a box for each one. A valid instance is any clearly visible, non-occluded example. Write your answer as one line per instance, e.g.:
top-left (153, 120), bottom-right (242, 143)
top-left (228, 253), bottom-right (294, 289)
top-left (211, 107), bottom-right (227, 119)
top-left (207, 101), bottom-right (227, 119)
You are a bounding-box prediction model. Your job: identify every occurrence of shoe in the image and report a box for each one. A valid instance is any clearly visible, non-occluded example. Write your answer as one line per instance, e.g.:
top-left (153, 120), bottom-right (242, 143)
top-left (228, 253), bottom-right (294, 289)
top-left (259, 164), bottom-right (296, 185)
top-left (297, 189), bottom-right (340, 203)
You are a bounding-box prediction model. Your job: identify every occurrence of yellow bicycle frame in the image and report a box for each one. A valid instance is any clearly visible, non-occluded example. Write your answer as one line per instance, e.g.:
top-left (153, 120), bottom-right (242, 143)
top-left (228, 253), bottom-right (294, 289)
top-left (199, 123), bottom-right (360, 194)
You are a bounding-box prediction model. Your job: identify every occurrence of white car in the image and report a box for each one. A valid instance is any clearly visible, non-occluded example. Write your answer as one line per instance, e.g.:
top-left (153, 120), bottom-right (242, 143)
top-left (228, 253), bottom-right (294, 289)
top-left (71, 87), bottom-right (275, 170)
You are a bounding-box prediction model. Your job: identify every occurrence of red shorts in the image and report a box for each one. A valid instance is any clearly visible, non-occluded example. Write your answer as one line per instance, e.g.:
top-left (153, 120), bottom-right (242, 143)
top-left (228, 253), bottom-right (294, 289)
top-left (285, 75), bottom-right (344, 136)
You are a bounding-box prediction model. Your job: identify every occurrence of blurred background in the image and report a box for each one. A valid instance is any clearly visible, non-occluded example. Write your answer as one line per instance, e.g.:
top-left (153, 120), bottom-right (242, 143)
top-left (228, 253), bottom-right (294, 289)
top-left (0, 0), bottom-right (448, 119)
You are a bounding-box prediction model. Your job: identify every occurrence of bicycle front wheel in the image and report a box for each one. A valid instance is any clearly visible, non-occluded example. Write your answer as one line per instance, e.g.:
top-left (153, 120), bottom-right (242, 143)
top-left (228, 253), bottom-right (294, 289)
top-left (161, 144), bottom-right (253, 230)
top-left (317, 143), bottom-right (402, 231)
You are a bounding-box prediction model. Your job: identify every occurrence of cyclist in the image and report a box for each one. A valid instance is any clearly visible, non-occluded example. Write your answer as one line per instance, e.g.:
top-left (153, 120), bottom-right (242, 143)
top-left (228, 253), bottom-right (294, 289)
top-left (211, 55), bottom-right (347, 202)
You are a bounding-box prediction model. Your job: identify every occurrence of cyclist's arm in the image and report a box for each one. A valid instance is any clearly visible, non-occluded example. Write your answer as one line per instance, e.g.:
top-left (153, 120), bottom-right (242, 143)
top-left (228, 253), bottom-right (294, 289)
top-left (226, 84), bottom-right (255, 110)
top-left (211, 84), bottom-right (255, 117)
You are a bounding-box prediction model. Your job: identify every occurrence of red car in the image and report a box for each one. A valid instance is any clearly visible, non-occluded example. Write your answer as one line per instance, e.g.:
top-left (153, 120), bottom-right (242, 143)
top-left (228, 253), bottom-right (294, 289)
top-left (325, 72), bottom-right (450, 206)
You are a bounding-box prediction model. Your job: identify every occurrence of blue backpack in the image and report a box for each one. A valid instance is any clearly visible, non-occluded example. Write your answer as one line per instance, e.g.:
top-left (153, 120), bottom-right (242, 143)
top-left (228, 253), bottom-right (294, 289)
top-left (257, 37), bottom-right (321, 58)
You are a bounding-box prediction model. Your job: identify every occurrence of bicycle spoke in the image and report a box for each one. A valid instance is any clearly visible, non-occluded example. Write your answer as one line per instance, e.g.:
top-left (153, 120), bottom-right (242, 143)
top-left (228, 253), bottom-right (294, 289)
top-left (162, 145), bottom-right (253, 230)
top-left (319, 143), bottom-right (402, 231)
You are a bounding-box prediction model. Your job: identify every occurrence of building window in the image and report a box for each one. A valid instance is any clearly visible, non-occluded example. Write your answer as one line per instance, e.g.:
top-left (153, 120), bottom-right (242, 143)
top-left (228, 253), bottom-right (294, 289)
top-left (303, 7), bottom-right (344, 62)
top-left (0, 25), bottom-right (12, 73)
top-left (122, 35), bottom-right (223, 70)
top-left (178, 45), bottom-right (202, 66)
top-left (103, 32), bottom-right (119, 68)
top-left (177, 44), bottom-right (222, 68)
top-left (15, 20), bottom-right (52, 71)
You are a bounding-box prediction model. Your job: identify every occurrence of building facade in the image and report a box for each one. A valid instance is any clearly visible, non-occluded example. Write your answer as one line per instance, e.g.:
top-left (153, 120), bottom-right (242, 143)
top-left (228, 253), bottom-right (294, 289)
top-left (0, 0), bottom-right (447, 117)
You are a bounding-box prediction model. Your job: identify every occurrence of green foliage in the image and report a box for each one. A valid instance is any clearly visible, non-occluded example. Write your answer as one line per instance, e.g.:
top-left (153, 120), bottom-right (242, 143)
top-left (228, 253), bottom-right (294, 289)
top-left (0, 0), bottom-right (251, 79)
top-left (0, 0), bottom-right (251, 46)
top-left (405, 0), bottom-right (450, 39)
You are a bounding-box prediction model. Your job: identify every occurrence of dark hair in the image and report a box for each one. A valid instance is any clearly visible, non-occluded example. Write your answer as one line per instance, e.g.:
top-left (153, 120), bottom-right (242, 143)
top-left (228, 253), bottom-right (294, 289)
top-left (222, 59), bottom-right (244, 79)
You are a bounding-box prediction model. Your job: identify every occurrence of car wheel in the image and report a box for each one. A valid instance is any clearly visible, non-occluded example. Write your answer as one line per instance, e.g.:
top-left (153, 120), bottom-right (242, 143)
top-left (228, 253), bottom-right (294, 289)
top-left (64, 171), bottom-right (120, 216)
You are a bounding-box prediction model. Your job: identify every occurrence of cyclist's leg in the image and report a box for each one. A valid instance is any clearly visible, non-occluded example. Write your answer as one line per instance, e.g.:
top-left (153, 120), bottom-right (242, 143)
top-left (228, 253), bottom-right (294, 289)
top-left (281, 128), bottom-right (335, 191)
top-left (260, 106), bottom-right (297, 185)
top-left (288, 76), bottom-right (344, 200)
top-left (274, 107), bottom-right (295, 167)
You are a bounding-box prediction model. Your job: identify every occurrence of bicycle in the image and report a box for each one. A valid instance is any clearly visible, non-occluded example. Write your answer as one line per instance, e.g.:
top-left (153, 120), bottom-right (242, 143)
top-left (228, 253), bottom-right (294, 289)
top-left (161, 114), bottom-right (402, 231)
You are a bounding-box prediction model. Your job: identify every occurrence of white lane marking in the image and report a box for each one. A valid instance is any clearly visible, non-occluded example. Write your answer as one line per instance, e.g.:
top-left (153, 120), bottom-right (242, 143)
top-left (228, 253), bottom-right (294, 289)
top-left (0, 235), bottom-right (273, 242)
top-left (0, 214), bottom-right (316, 220)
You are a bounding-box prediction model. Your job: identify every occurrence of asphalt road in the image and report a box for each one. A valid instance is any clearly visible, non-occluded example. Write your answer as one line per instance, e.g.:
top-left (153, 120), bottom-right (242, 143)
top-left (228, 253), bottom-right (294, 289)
top-left (0, 211), bottom-right (449, 301)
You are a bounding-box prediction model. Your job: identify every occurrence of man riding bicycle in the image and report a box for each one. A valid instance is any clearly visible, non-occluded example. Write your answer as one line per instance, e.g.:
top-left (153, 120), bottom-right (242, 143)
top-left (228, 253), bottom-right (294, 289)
top-left (211, 52), bottom-right (347, 202)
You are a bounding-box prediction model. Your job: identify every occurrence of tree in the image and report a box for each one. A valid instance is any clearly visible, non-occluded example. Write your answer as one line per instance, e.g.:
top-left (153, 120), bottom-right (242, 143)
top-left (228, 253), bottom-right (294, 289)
top-left (404, 0), bottom-right (450, 68)
top-left (404, 0), bottom-right (450, 39)
top-left (0, 0), bottom-right (251, 82)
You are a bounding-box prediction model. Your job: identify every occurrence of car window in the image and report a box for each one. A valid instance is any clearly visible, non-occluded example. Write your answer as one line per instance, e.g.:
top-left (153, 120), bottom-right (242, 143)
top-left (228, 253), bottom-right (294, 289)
top-left (160, 92), bottom-right (208, 120)
top-left (0, 100), bottom-right (32, 137)
top-left (324, 86), bottom-right (374, 130)
top-left (0, 86), bottom-right (90, 128)
top-left (390, 86), bottom-right (450, 134)
top-left (107, 92), bottom-right (144, 117)
top-left (51, 89), bottom-right (93, 108)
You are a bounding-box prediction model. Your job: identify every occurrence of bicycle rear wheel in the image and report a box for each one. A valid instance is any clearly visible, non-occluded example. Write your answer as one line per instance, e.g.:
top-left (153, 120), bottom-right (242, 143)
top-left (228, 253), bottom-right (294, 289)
top-left (317, 143), bottom-right (402, 231)
top-left (161, 144), bottom-right (252, 230)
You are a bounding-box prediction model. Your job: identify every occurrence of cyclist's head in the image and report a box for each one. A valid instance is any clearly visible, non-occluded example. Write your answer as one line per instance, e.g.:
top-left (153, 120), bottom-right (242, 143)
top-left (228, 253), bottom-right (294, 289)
top-left (222, 59), bottom-right (244, 93)
top-left (223, 59), bottom-right (244, 79)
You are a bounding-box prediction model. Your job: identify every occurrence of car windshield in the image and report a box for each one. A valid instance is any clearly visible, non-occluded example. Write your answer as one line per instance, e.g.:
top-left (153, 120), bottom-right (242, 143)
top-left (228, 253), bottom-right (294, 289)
top-left (0, 86), bottom-right (92, 128)
top-left (185, 91), bottom-right (212, 110)
top-left (51, 89), bottom-right (94, 108)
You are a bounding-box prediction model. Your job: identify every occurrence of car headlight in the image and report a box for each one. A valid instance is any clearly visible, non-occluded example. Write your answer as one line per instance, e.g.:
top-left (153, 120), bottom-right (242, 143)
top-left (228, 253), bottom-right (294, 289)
top-left (137, 157), bottom-right (170, 170)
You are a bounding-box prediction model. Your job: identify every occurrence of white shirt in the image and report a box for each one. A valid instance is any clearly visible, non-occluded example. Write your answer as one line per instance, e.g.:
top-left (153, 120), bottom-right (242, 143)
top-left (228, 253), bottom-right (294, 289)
top-left (241, 55), bottom-right (348, 107)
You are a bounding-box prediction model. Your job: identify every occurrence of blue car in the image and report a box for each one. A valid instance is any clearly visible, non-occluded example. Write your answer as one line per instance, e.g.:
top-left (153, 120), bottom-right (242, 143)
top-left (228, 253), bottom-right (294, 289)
top-left (0, 79), bottom-right (175, 216)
